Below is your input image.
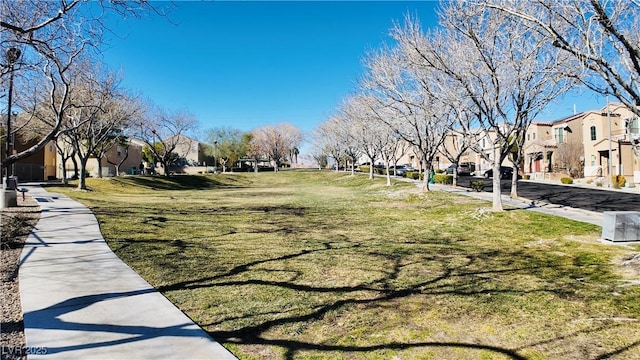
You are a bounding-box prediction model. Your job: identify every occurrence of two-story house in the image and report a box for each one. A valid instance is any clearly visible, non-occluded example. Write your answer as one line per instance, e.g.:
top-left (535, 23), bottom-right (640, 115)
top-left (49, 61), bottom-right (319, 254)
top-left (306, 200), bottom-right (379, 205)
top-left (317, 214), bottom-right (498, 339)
top-left (523, 103), bottom-right (639, 184)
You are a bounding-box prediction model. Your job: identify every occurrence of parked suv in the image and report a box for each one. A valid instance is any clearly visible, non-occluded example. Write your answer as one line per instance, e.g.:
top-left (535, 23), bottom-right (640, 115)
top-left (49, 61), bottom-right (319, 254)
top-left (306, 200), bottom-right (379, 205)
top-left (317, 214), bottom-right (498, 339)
top-left (483, 166), bottom-right (520, 179)
top-left (446, 162), bottom-right (476, 175)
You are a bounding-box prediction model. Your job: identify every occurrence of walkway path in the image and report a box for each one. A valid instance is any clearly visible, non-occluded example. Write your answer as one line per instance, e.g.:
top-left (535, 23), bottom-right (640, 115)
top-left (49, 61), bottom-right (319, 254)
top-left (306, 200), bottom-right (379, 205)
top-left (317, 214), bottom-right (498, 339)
top-left (19, 186), bottom-right (236, 359)
top-left (431, 183), bottom-right (604, 226)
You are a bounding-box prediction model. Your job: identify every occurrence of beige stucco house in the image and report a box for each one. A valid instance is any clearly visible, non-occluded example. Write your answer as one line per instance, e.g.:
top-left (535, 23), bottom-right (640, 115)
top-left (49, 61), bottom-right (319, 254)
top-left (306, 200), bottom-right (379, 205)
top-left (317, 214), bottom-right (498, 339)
top-left (56, 137), bottom-right (144, 178)
top-left (523, 103), bottom-right (639, 184)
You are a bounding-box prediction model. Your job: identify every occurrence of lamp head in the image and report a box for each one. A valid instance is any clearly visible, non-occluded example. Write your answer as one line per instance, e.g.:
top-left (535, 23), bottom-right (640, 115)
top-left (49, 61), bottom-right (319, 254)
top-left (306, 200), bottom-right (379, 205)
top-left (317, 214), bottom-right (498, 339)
top-left (7, 47), bottom-right (21, 64)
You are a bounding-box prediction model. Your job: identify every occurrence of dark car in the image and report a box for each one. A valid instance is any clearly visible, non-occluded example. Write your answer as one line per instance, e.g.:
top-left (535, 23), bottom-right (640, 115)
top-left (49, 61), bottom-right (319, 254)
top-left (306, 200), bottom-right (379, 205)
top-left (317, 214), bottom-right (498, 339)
top-left (390, 165), bottom-right (408, 176)
top-left (445, 162), bottom-right (475, 176)
top-left (483, 166), bottom-right (520, 179)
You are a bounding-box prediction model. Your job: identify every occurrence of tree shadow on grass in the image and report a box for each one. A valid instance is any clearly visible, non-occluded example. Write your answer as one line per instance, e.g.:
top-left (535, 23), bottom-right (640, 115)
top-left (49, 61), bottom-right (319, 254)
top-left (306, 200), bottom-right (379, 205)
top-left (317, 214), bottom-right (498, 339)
top-left (150, 236), bottom-right (634, 359)
top-left (110, 175), bottom-right (246, 191)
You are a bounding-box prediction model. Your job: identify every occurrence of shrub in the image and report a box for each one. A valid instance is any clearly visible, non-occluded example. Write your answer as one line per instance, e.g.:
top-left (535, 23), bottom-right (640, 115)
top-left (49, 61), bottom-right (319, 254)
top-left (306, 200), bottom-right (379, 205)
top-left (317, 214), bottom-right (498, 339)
top-left (405, 171), bottom-right (421, 180)
top-left (523, 174), bottom-right (530, 180)
top-left (359, 166), bottom-right (370, 174)
top-left (560, 177), bottom-right (573, 184)
top-left (586, 179), bottom-right (593, 184)
top-left (612, 175), bottom-right (626, 188)
top-left (470, 180), bottom-right (484, 192)
top-left (433, 173), bottom-right (453, 184)
top-left (435, 169), bottom-right (444, 174)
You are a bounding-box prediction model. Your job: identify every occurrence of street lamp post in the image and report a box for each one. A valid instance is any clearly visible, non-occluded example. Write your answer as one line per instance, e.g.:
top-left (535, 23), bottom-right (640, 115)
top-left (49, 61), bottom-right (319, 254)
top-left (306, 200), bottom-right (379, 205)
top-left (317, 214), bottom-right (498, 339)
top-left (2, 47), bottom-right (21, 208)
top-left (213, 140), bottom-right (218, 173)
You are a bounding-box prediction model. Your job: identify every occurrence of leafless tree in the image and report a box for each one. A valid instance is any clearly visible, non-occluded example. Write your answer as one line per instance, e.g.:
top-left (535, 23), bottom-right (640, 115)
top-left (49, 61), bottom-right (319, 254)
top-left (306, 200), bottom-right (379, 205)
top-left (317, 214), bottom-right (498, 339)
top-left (1, 1), bottom-right (166, 185)
top-left (554, 139), bottom-right (584, 177)
top-left (136, 105), bottom-right (198, 177)
top-left (250, 123), bottom-right (303, 172)
top-left (314, 116), bottom-right (348, 173)
top-left (362, 43), bottom-right (453, 191)
top-left (92, 94), bottom-right (142, 177)
top-left (61, 65), bottom-right (135, 190)
top-left (483, 0), bottom-right (640, 160)
top-left (340, 94), bottom-right (386, 180)
top-left (389, 6), bottom-right (569, 207)
top-left (54, 135), bottom-right (77, 184)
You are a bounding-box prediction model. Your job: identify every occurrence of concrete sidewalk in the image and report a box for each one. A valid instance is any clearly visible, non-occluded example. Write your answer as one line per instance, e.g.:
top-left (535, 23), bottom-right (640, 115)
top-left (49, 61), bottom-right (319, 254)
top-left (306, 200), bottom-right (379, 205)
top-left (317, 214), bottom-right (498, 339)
top-left (421, 181), bottom-right (604, 226)
top-left (18, 186), bottom-right (236, 359)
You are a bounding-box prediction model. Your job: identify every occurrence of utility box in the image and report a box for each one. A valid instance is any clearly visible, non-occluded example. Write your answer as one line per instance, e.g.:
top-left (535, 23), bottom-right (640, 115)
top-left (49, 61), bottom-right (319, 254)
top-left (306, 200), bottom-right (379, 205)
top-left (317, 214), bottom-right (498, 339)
top-left (602, 212), bottom-right (640, 242)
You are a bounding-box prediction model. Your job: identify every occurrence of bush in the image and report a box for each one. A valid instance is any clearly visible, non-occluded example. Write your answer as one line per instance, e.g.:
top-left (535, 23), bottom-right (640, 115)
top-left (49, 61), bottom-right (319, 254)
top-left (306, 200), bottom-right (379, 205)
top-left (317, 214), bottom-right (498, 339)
top-left (523, 174), bottom-right (530, 180)
top-left (435, 169), bottom-right (444, 174)
top-left (405, 171), bottom-right (422, 180)
top-left (470, 180), bottom-right (484, 192)
top-left (359, 166), bottom-right (370, 174)
top-left (433, 173), bottom-right (453, 184)
top-left (612, 175), bottom-right (626, 188)
top-left (560, 177), bottom-right (573, 184)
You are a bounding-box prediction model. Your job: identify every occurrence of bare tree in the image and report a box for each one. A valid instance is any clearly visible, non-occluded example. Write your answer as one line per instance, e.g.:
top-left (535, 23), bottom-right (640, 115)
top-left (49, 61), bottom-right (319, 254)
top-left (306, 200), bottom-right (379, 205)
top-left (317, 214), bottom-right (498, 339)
top-left (362, 43), bottom-right (453, 191)
top-left (136, 106), bottom-right (198, 177)
top-left (554, 139), bottom-right (584, 178)
top-left (62, 66), bottom-right (135, 190)
top-left (1, 1), bottom-right (165, 187)
top-left (339, 94), bottom-right (384, 180)
top-left (484, 0), bottom-right (640, 160)
top-left (387, 6), bottom-right (569, 207)
top-left (54, 135), bottom-right (77, 184)
top-left (314, 116), bottom-right (347, 173)
top-left (250, 123), bottom-right (303, 172)
top-left (104, 135), bottom-right (131, 177)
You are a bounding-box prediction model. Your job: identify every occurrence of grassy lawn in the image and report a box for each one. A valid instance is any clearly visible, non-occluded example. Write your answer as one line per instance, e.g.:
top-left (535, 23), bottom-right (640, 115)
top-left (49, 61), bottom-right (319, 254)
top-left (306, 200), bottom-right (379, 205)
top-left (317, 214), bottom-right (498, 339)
top-left (51, 170), bottom-right (640, 359)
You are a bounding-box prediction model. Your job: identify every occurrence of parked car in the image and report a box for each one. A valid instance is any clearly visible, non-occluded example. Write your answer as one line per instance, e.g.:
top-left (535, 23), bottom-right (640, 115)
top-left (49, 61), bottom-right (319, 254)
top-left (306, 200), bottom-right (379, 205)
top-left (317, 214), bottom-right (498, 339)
top-left (483, 166), bottom-right (520, 179)
top-left (390, 165), bottom-right (408, 176)
top-left (445, 162), bottom-right (475, 176)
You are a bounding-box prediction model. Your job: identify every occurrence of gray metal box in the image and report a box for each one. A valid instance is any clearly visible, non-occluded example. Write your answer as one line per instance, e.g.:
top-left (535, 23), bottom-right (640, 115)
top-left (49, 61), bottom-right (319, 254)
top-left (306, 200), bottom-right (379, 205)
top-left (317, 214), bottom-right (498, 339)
top-left (602, 212), bottom-right (640, 242)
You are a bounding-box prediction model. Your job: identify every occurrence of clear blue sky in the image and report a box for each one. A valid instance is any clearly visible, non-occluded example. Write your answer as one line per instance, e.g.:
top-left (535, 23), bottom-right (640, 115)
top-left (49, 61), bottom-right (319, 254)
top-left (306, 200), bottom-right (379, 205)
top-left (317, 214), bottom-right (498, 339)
top-left (100, 1), bottom-right (608, 142)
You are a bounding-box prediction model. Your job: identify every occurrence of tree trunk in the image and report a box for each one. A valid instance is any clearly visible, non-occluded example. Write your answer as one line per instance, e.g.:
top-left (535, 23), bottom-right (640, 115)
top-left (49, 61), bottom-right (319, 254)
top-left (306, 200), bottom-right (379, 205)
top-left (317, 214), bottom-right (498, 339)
top-left (385, 162), bottom-right (391, 186)
top-left (368, 157), bottom-right (374, 180)
top-left (96, 158), bottom-right (103, 178)
top-left (71, 157), bottom-right (79, 179)
top-left (421, 157), bottom-right (430, 191)
top-left (77, 158), bottom-right (88, 190)
top-left (61, 158), bottom-right (68, 185)
top-left (509, 164), bottom-right (519, 199)
top-left (491, 160), bottom-right (503, 211)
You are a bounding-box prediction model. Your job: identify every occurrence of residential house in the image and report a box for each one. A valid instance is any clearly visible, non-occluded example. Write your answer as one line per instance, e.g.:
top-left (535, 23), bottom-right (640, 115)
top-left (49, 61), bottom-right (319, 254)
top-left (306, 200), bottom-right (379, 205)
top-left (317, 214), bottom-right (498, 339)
top-left (523, 103), bottom-right (639, 184)
top-left (11, 136), bottom-right (57, 182)
top-left (56, 136), bottom-right (144, 178)
top-left (582, 103), bottom-right (638, 182)
top-left (155, 134), bottom-right (214, 175)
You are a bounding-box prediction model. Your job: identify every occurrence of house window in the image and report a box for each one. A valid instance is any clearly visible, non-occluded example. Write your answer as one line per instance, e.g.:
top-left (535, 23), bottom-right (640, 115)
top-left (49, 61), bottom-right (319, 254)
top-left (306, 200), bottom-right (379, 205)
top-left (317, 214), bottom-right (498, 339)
top-left (590, 126), bottom-right (596, 141)
top-left (554, 127), bottom-right (565, 144)
top-left (482, 138), bottom-right (486, 147)
top-left (532, 133), bottom-right (535, 140)
top-left (117, 146), bottom-right (123, 157)
top-left (626, 117), bottom-right (639, 135)
top-left (591, 155), bottom-right (596, 166)
top-left (527, 134), bottom-right (530, 141)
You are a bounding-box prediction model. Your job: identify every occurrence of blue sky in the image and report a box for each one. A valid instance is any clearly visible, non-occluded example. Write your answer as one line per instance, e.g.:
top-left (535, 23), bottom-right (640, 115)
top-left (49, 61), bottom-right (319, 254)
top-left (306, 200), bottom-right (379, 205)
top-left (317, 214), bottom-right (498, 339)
top-left (100, 1), bottom-right (608, 143)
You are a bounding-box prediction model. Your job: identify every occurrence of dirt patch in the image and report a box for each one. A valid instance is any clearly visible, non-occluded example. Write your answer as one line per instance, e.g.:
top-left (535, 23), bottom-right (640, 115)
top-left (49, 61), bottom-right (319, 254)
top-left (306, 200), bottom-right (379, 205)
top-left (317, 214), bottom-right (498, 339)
top-left (1, 194), bottom-right (40, 359)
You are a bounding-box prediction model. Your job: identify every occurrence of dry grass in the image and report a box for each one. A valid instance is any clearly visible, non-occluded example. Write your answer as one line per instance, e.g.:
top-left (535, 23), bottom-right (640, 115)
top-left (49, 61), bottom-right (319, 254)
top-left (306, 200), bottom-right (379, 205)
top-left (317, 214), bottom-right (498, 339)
top-left (52, 170), bottom-right (640, 359)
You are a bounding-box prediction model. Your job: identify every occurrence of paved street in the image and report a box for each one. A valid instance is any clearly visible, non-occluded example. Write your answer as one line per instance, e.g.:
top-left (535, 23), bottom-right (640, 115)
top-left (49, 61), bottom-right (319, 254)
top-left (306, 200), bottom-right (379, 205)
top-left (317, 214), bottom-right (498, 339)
top-left (454, 177), bottom-right (640, 213)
